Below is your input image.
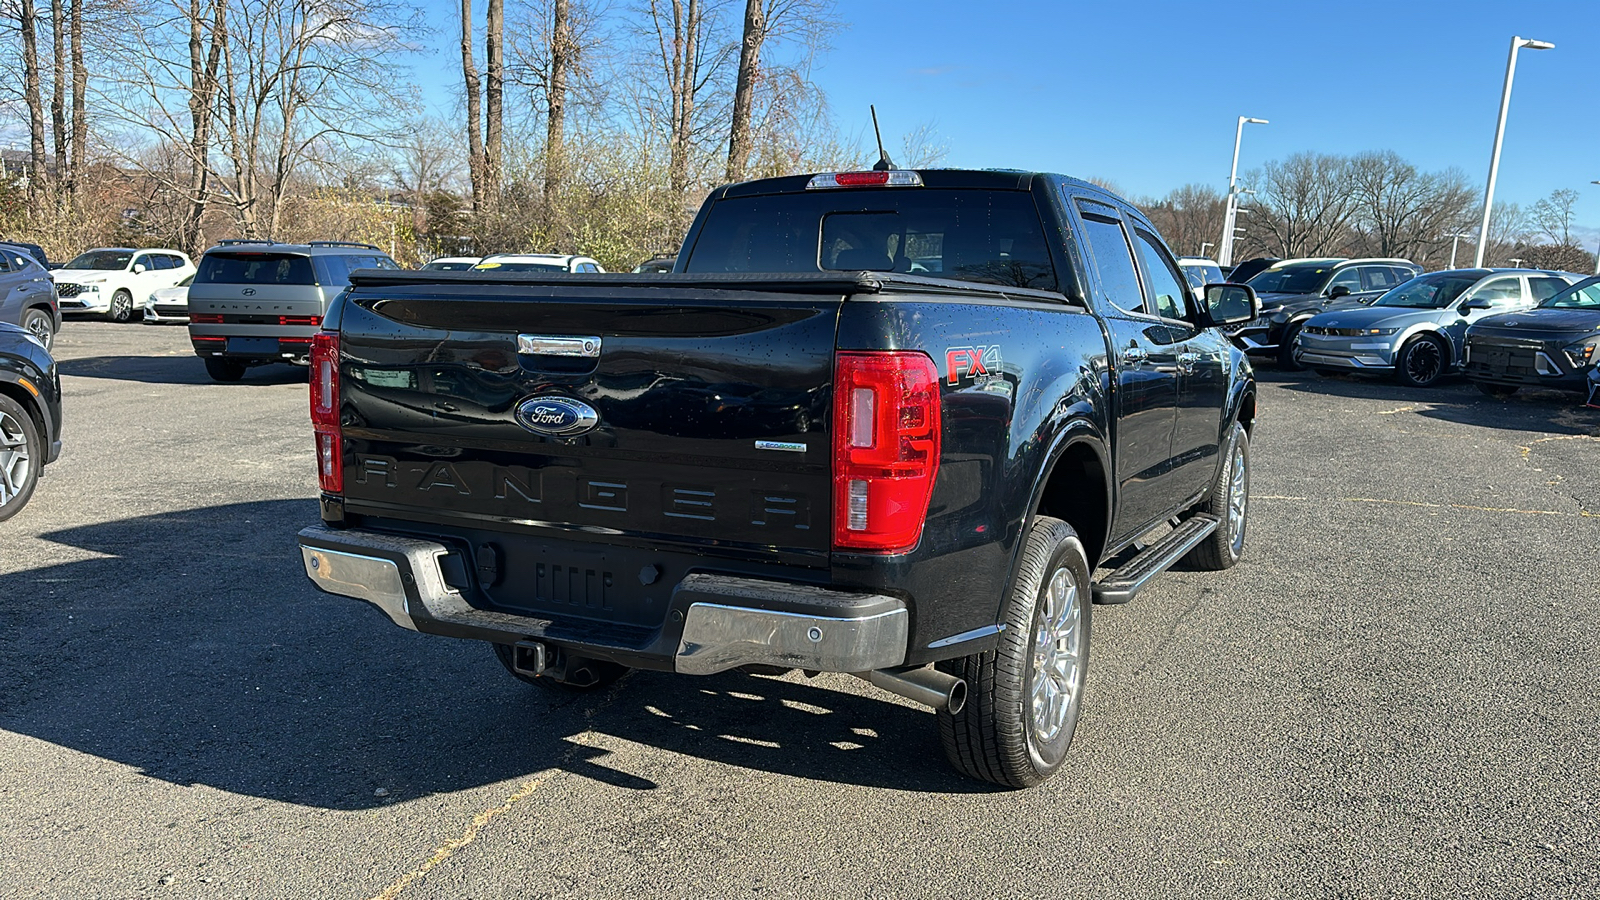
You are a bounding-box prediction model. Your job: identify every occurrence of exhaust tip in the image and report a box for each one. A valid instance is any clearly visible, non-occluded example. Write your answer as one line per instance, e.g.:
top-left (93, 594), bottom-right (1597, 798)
top-left (947, 678), bottom-right (967, 716)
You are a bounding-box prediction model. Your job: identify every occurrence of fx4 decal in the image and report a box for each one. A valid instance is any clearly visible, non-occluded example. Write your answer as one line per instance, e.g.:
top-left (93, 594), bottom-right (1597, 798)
top-left (945, 345), bottom-right (1003, 385)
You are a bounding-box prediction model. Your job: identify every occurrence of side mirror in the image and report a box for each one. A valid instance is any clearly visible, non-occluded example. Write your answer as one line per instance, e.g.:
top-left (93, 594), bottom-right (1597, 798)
top-left (1327, 284), bottom-right (1352, 300)
top-left (133, 263), bottom-right (147, 274)
top-left (1459, 298), bottom-right (1491, 313)
top-left (1198, 283), bottom-right (1260, 328)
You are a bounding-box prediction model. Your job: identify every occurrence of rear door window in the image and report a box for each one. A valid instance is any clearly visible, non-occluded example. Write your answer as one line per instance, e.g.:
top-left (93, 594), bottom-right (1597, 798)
top-left (195, 252), bottom-right (316, 285)
top-left (1075, 205), bottom-right (1147, 315)
top-left (1361, 266), bottom-right (1400, 292)
top-left (1529, 277), bottom-right (1570, 302)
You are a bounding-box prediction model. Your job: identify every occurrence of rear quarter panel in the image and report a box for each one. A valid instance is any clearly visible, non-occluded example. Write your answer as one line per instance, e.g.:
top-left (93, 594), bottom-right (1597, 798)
top-left (831, 292), bottom-right (1110, 662)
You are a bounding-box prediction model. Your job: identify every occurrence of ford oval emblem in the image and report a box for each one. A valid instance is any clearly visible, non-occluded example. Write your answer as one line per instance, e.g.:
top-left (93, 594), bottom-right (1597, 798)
top-left (514, 395), bottom-right (599, 437)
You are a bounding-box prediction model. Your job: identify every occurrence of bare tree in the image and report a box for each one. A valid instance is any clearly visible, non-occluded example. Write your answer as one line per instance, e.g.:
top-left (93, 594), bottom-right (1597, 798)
top-left (641, 0), bottom-right (734, 194)
top-left (1140, 184), bottom-right (1226, 257)
top-left (462, 0), bottom-right (485, 210)
top-left (1243, 153), bottom-right (1359, 258)
top-left (211, 0), bottom-right (418, 236)
top-left (1345, 152), bottom-right (1475, 264)
top-left (48, 0), bottom-right (63, 184)
top-left (544, 0), bottom-right (570, 212)
top-left (1531, 188), bottom-right (1580, 248)
top-left (484, 0), bottom-right (503, 198)
top-left (18, 0), bottom-right (47, 199)
top-left (724, 0), bottom-right (761, 182)
top-left (67, 0), bottom-right (84, 194)
top-left (898, 120), bottom-right (946, 168)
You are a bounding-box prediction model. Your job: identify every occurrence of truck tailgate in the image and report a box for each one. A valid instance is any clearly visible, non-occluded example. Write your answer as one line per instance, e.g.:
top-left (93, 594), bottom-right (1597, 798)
top-left (335, 279), bottom-right (841, 564)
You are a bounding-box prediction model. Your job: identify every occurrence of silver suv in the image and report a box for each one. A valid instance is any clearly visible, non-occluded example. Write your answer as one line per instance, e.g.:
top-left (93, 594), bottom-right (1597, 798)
top-left (187, 240), bottom-right (399, 382)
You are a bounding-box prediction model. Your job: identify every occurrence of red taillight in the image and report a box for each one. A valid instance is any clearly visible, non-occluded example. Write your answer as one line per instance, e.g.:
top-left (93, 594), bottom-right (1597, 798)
top-left (310, 331), bottom-right (342, 493)
top-left (832, 351), bottom-right (941, 553)
top-left (190, 313), bottom-right (223, 324)
top-left (279, 315), bottom-right (321, 327)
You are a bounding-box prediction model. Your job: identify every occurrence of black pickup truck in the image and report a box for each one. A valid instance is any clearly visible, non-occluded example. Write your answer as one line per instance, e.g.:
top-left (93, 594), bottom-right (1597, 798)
top-left (297, 169), bottom-right (1260, 788)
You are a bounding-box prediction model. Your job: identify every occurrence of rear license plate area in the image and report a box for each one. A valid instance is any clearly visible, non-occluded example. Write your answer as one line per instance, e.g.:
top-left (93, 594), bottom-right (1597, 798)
top-left (228, 337), bottom-right (278, 354)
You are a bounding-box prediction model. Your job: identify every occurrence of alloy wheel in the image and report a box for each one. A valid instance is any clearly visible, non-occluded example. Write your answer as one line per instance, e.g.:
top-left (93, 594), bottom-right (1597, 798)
top-left (1406, 340), bottom-right (1442, 385)
top-left (1030, 566), bottom-right (1082, 744)
top-left (1228, 438), bottom-right (1248, 554)
top-left (0, 409), bottom-right (31, 508)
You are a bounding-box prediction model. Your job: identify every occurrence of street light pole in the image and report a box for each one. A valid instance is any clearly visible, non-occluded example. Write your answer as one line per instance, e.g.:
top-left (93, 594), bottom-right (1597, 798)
top-left (1219, 116), bottom-right (1268, 269)
top-left (1590, 180), bottom-right (1600, 275)
top-left (1473, 35), bottom-right (1555, 268)
top-left (1447, 233), bottom-right (1473, 269)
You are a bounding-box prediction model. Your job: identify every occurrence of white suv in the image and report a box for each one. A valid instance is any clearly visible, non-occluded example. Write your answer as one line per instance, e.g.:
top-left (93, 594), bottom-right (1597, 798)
top-left (54, 248), bottom-right (197, 322)
top-left (472, 253), bottom-right (606, 273)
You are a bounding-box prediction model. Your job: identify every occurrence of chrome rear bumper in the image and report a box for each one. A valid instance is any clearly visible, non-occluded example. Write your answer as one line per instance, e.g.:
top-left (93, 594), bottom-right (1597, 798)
top-left (298, 524), bottom-right (909, 676)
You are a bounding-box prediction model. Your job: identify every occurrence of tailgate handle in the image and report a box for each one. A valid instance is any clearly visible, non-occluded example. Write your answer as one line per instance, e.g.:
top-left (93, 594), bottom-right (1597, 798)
top-left (518, 334), bottom-right (602, 357)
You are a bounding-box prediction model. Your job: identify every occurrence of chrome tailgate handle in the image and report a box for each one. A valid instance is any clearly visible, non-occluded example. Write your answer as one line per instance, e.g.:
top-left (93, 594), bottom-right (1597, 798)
top-left (518, 335), bottom-right (602, 357)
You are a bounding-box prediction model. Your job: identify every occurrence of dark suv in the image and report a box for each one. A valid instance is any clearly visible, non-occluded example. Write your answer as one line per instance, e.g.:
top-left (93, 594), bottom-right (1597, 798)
top-left (1229, 257), bottom-right (1422, 367)
top-left (187, 240), bottom-right (399, 381)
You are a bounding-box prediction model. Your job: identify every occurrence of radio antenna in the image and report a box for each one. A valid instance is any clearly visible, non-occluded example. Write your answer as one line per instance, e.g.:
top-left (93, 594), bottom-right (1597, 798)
top-left (870, 105), bottom-right (894, 171)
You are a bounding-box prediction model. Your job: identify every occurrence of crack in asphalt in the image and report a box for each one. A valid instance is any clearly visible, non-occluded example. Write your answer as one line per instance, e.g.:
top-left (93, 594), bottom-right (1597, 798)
top-left (367, 677), bottom-right (633, 900)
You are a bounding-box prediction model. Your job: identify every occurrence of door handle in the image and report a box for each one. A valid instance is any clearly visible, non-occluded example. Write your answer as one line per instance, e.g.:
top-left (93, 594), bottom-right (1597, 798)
top-left (1177, 351), bottom-right (1201, 375)
top-left (1122, 347), bottom-right (1148, 364)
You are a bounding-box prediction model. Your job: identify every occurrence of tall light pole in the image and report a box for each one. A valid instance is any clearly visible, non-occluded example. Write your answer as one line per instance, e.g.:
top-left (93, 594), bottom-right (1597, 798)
top-left (1446, 233), bottom-right (1473, 269)
top-left (1473, 36), bottom-right (1555, 267)
top-left (1590, 180), bottom-right (1600, 275)
top-left (1219, 116), bottom-right (1268, 268)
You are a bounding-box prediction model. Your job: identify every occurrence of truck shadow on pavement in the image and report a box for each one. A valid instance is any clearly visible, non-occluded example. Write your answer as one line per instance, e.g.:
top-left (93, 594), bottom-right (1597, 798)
top-left (56, 355), bottom-right (308, 386)
top-left (0, 501), bottom-right (987, 809)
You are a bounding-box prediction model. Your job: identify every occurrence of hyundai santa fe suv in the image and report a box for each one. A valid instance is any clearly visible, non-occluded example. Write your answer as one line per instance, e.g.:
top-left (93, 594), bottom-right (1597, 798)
top-left (187, 240), bottom-right (399, 382)
top-left (1230, 257), bottom-right (1421, 368)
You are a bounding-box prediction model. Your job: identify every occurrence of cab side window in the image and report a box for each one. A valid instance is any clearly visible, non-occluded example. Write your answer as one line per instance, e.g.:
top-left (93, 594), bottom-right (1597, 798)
top-left (1075, 204), bottom-right (1146, 315)
top-left (1132, 230), bottom-right (1190, 320)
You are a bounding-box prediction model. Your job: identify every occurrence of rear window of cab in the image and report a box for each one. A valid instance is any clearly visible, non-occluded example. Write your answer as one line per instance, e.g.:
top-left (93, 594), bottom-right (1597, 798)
top-left (684, 188), bottom-right (1058, 291)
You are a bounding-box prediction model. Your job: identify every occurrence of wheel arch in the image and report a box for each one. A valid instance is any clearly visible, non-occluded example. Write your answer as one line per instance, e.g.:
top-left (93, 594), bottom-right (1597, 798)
top-left (1027, 421), bottom-right (1113, 569)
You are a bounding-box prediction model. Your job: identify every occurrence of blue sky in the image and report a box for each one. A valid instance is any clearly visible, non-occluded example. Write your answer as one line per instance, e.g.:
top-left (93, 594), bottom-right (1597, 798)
top-left (413, 0), bottom-right (1599, 241)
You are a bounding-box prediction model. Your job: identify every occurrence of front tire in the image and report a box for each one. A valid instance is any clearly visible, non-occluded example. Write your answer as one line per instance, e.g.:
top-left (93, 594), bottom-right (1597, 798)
top-left (203, 357), bottom-right (246, 382)
top-left (938, 516), bottom-right (1091, 788)
top-left (21, 307), bottom-right (54, 350)
top-left (1184, 421), bottom-right (1250, 570)
top-left (1277, 319), bottom-right (1308, 370)
top-left (1395, 334), bottom-right (1447, 387)
top-left (108, 289), bottom-right (134, 322)
top-left (0, 394), bottom-right (42, 522)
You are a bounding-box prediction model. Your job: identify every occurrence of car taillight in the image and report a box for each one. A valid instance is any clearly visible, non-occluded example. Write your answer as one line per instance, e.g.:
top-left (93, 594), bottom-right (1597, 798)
top-left (310, 331), bottom-right (342, 493)
top-left (279, 315), bottom-right (321, 327)
top-left (832, 351), bottom-right (941, 553)
top-left (190, 313), bottom-right (223, 324)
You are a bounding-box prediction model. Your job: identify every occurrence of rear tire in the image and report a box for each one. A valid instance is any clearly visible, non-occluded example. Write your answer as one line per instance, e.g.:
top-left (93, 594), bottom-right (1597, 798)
top-left (203, 357), bottom-right (246, 382)
top-left (20, 307), bottom-right (54, 350)
top-left (491, 643), bottom-right (629, 691)
top-left (0, 393), bottom-right (42, 522)
top-left (1476, 382), bottom-right (1518, 398)
top-left (108, 289), bottom-right (134, 322)
top-left (937, 516), bottom-right (1091, 788)
top-left (1183, 422), bottom-right (1250, 570)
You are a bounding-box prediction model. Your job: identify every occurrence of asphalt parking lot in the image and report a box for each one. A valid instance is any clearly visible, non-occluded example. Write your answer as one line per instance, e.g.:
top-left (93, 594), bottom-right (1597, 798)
top-left (3, 321), bottom-right (1597, 899)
